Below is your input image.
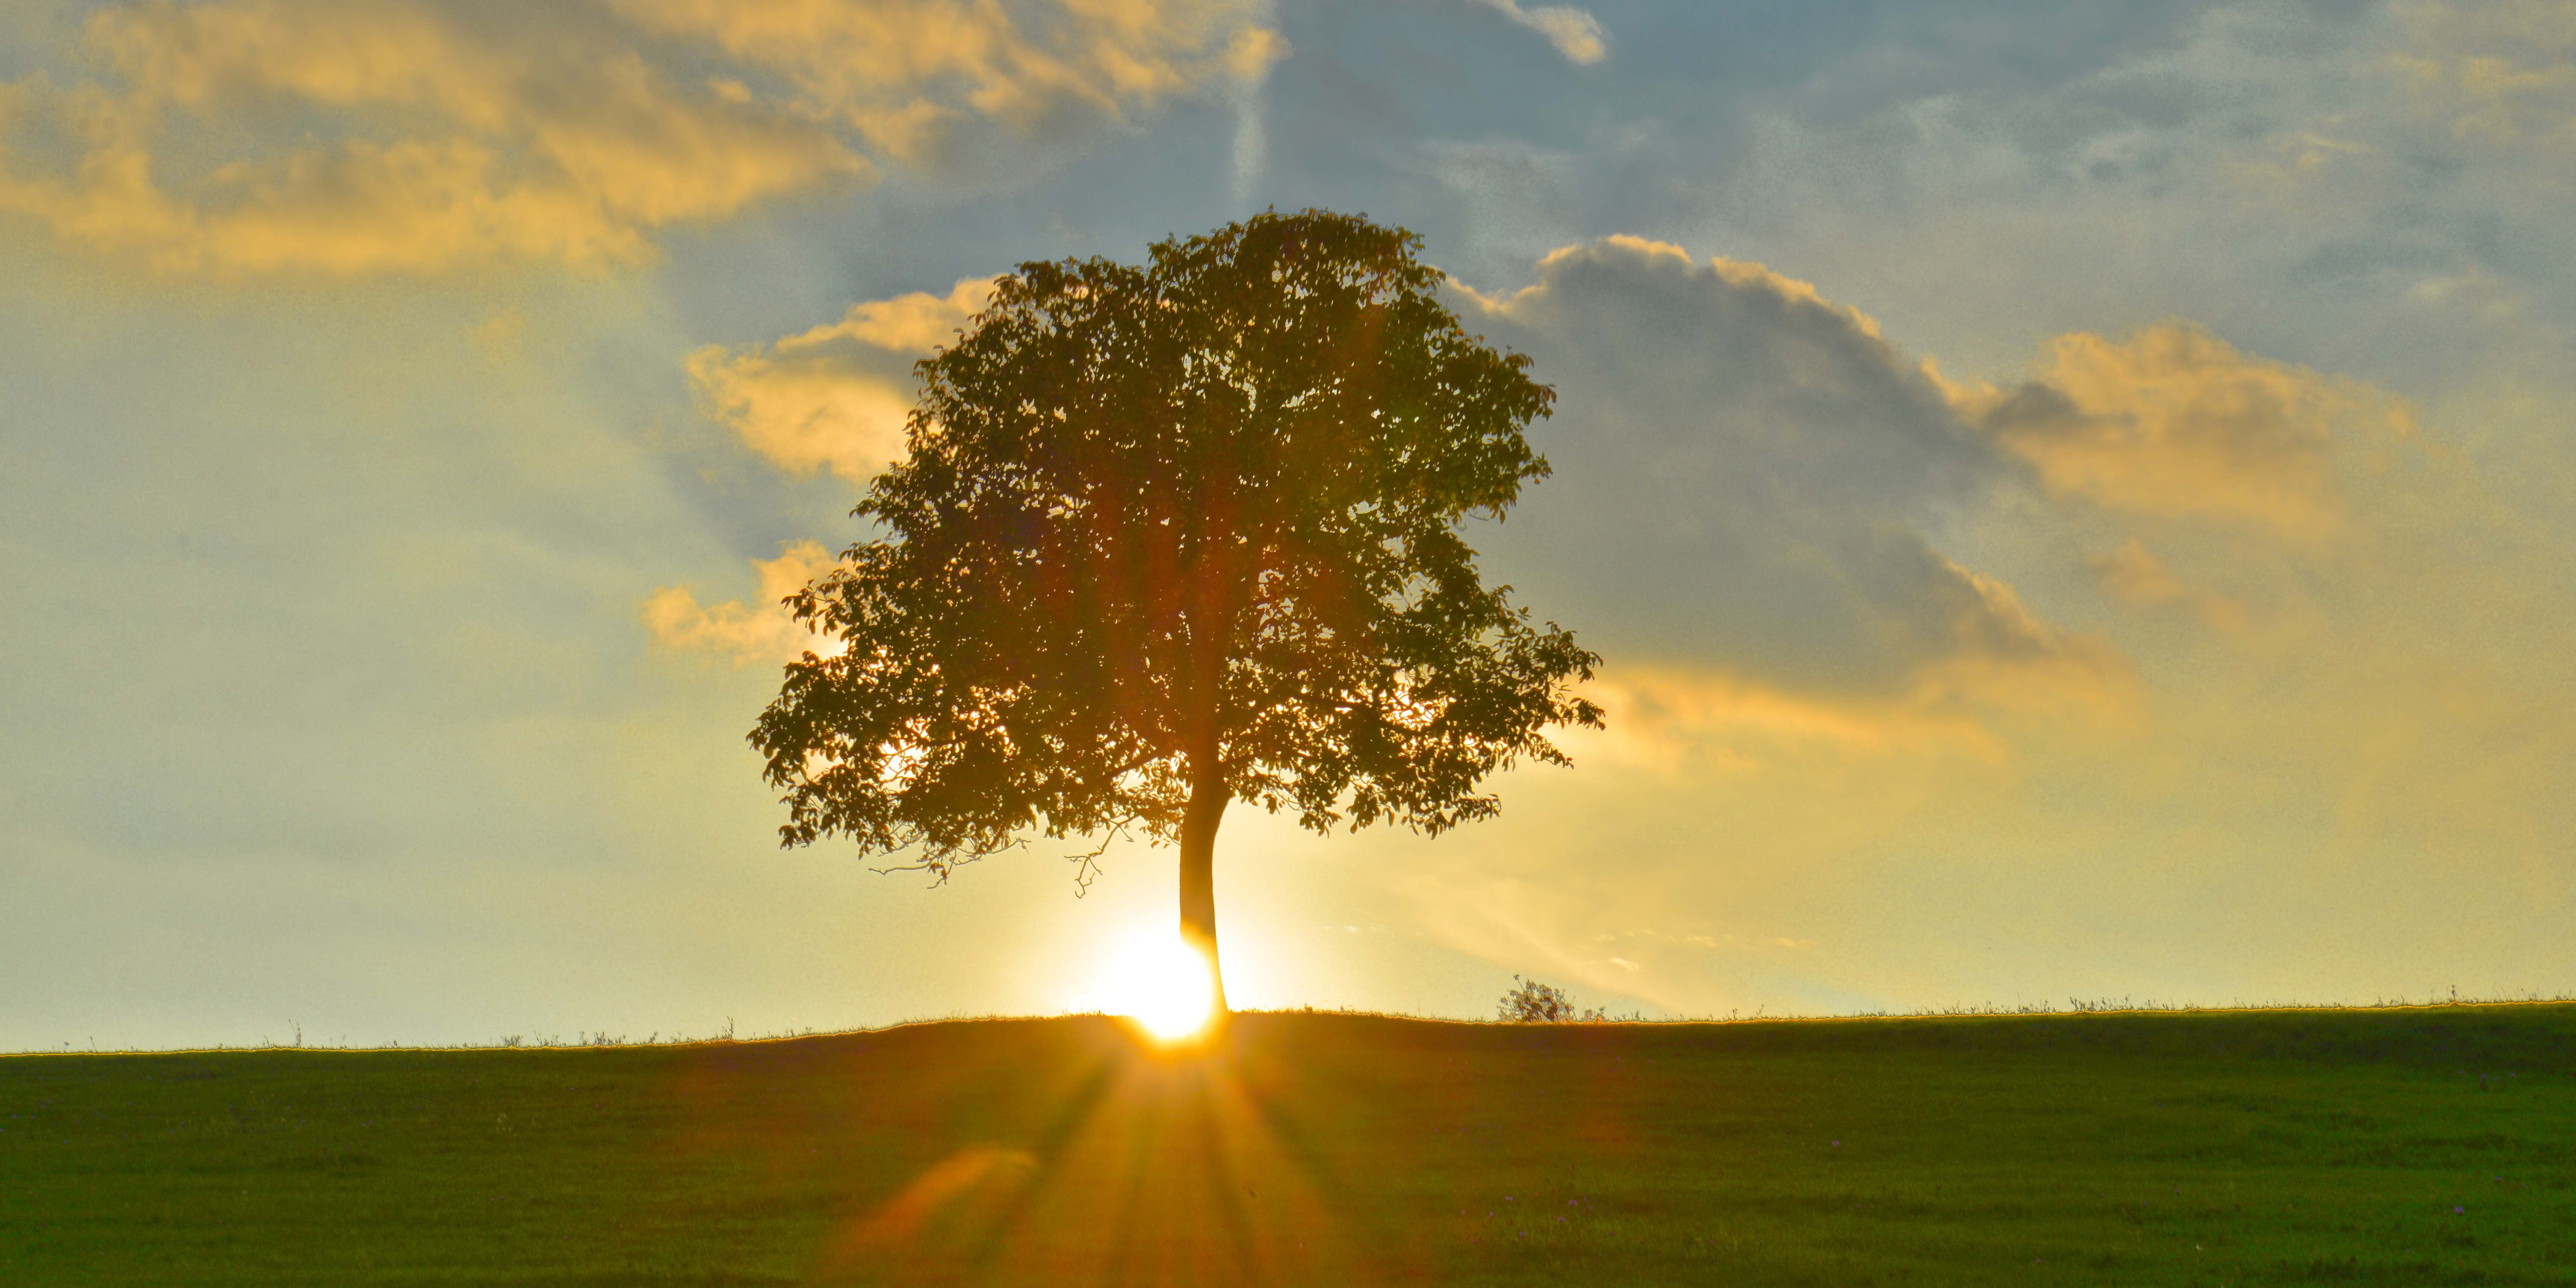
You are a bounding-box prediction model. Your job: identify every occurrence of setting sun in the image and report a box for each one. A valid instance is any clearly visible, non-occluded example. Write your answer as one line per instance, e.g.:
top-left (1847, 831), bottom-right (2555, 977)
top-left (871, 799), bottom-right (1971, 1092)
top-left (1097, 932), bottom-right (1219, 1043)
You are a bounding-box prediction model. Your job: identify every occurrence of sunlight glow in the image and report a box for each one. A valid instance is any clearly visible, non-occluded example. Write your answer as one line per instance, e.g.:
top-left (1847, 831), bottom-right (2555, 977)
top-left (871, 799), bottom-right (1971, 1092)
top-left (1098, 931), bottom-right (1219, 1044)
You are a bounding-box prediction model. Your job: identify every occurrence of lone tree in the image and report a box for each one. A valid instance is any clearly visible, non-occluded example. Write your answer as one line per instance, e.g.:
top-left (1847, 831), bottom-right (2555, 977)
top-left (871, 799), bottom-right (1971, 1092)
top-left (750, 210), bottom-right (1600, 1012)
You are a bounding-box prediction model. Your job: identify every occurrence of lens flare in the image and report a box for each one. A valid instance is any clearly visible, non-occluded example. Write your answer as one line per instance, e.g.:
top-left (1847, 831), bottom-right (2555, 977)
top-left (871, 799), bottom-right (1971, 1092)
top-left (1099, 931), bottom-right (1218, 1043)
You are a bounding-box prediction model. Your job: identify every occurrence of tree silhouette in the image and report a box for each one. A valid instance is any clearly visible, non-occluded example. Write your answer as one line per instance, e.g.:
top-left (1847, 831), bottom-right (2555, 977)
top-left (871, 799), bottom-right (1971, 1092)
top-left (749, 210), bottom-right (1600, 1011)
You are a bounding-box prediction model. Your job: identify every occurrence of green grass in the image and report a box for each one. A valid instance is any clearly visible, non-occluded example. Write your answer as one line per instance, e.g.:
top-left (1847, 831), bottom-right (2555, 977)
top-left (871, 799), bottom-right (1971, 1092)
top-left (6, 1005), bottom-right (2573, 1285)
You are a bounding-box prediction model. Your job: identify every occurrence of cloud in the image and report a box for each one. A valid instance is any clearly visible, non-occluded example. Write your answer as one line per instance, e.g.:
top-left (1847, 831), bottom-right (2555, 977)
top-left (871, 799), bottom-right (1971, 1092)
top-left (2081, 536), bottom-right (2265, 640)
top-left (794, 274), bottom-right (998, 352)
top-left (1577, 648), bottom-right (2126, 786)
top-left (642, 541), bottom-right (845, 667)
top-left (466, 307), bottom-right (527, 362)
top-left (1450, 236), bottom-right (2121, 712)
top-left (0, 0), bottom-right (864, 274)
top-left (0, 0), bottom-right (1279, 274)
top-left (2391, 0), bottom-right (2576, 153)
top-left (2087, 538), bottom-right (2187, 608)
top-left (1943, 323), bottom-right (2418, 545)
top-left (686, 350), bottom-right (916, 482)
top-left (1467, 0), bottom-right (1607, 65)
top-left (688, 275), bottom-right (995, 479)
top-left (608, 0), bottom-right (1288, 159)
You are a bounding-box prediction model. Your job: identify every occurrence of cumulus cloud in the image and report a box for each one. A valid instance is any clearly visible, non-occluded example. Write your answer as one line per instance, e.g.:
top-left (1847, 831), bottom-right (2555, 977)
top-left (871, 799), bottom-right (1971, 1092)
top-left (1467, 0), bottom-right (1607, 65)
top-left (642, 541), bottom-right (846, 667)
top-left (1450, 236), bottom-right (2121, 713)
top-left (1942, 323), bottom-right (2417, 546)
top-left (1417, 247), bottom-right (2559, 1017)
top-left (0, 0), bottom-right (1279, 274)
top-left (688, 275), bottom-right (994, 479)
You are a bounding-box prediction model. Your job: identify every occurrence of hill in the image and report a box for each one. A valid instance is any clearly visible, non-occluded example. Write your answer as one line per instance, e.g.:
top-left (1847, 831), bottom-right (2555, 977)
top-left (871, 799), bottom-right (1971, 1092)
top-left (6, 1005), bottom-right (2572, 1284)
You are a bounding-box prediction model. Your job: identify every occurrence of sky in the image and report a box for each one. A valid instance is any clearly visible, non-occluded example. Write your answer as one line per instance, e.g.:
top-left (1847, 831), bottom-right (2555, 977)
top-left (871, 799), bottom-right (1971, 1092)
top-left (5, 0), bottom-right (2573, 1050)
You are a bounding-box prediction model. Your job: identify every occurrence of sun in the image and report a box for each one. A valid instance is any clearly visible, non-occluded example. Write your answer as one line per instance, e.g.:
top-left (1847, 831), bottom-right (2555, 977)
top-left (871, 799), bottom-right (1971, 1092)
top-left (1097, 930), bottom-right (1219, 1044)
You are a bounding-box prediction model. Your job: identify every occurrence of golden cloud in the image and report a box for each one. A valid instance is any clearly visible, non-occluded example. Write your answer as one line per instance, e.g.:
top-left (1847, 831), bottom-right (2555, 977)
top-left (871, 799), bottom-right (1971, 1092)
top-left (686, 348), bottom-right (916, 481)
top-left (1948, 324), bottom-right (2417, 545)
top-left (0, 0), bottom-right (862, 274)
top-left (688, 275), bottom-right (995, 479)
top-left (0, 0), bottom-right (1278, 274)
top-left (1373, 644), bottom-right (2093, 1015)
top-left (608, 0), bottom-right (1285, 157)
top-left (466, 307), bottom-right (527, 363)
top-left (796, 275), bottom-right (997, 352)
top-left (1578, 668), bottom-right (1995, 777)
top-left (1578, 573), bottom-right (2133, 783)
top-left (1907, 563), bottom-right (2138, 718)
top-left (2082, 537), bottom-right (2270, 639)
top-left (2087, 538), bottom-right (2188, 608)
top-left (642, 541), bottom-right (846, 667)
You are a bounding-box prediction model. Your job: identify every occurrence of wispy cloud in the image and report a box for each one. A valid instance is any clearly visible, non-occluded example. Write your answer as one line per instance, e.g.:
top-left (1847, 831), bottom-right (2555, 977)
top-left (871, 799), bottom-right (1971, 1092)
top-left (1468, 0), bottom-right (1607, 64)
top-left (2391, 0), bottom-right (2576, 151)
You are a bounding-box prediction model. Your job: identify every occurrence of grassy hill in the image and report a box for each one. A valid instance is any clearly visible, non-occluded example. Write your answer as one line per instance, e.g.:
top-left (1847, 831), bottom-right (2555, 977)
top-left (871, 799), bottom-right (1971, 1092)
top-left (6, 1004), bottom-right (2572, 1285)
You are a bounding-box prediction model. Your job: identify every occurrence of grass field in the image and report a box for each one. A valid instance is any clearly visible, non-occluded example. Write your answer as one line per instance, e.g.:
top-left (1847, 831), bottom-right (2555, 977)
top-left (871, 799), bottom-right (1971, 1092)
top-left (5, 1004), bottom-right (2572, 1285)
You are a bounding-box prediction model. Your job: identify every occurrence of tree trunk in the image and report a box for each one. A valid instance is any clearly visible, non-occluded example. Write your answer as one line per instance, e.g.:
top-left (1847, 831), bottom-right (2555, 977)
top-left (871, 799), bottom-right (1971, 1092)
top-left (1178, 761), bottom-right (1229, 1014)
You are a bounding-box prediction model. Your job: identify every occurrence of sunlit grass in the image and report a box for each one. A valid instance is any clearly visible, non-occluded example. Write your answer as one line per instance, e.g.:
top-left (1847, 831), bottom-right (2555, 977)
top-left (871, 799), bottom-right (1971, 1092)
top-left (6, 1003), bottom-right (2573, 1285)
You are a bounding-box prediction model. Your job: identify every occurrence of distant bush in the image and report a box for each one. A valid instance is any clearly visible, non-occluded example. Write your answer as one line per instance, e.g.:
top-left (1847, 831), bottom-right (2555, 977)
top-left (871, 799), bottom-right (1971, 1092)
top-left (1498, 975), bottom-right (1604, 1024)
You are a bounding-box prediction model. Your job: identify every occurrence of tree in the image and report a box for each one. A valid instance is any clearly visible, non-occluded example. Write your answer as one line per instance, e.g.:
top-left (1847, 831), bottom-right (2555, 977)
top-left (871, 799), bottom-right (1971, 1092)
top-left (749, 209), bottom-right (1601, 1013)
top-left (1497, 975), bottom-right (1603, 1024)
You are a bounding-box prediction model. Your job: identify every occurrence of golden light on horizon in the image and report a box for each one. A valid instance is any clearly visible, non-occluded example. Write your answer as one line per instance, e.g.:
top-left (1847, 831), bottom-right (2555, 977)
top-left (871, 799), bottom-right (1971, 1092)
top-left (1097, 930), bottom-right (1220, 1044)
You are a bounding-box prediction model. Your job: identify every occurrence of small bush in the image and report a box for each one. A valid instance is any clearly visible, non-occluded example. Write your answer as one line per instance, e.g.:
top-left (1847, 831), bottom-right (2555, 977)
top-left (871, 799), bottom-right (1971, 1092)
top-left (1498, 975), bottom-right (1604, 1024)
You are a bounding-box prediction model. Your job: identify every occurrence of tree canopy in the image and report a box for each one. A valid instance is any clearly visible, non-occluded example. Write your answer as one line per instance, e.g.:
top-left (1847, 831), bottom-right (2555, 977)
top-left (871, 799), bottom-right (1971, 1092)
top-left (749, 209), bottom-right (1600, 1008)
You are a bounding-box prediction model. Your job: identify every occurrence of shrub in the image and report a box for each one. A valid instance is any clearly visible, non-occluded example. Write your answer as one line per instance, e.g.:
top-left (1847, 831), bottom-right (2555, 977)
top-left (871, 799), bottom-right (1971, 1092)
top-left (1498, 975), bottom-right (1605, 1024)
